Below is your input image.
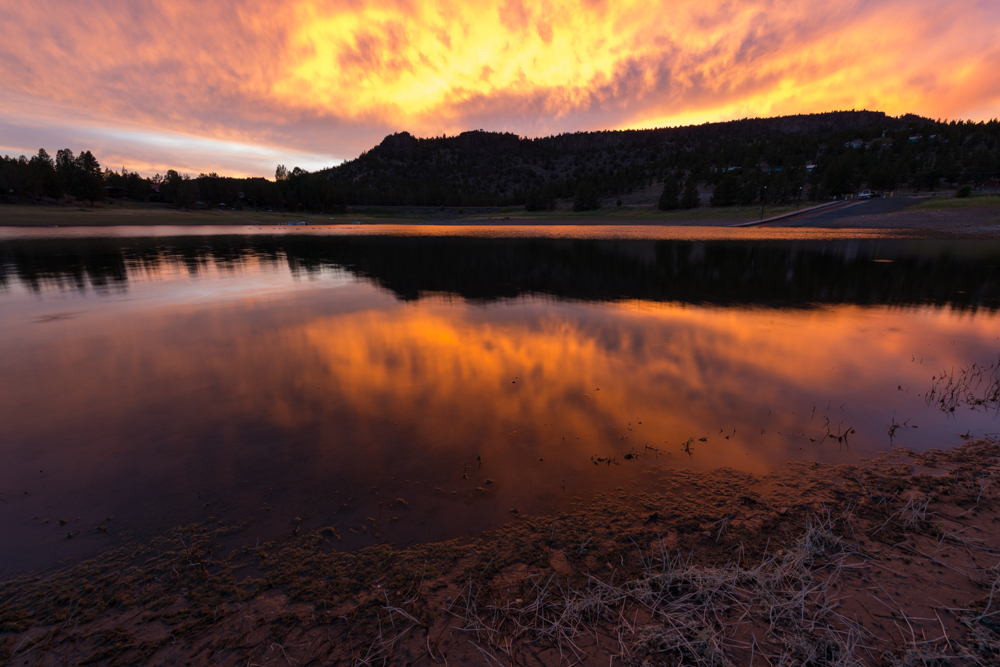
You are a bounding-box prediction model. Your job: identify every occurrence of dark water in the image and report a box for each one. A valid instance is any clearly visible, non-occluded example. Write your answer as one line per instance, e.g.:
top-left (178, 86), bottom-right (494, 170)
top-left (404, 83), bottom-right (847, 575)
top-left (2, 226), bottom-right (999, 577)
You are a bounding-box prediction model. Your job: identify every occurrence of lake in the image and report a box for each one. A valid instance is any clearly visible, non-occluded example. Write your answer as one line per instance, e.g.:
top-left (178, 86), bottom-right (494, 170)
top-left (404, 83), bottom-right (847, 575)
top-left (1, 225), bottom-right (999, 578)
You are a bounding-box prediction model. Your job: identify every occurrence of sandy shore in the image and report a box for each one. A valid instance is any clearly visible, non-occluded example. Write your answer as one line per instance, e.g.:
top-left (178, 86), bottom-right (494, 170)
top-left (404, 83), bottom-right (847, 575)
top-left (3, 439), bottom-right (1000, 666)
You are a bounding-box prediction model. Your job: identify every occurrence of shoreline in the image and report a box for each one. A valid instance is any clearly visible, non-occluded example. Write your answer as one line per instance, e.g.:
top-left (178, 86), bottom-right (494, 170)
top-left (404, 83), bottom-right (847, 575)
top-left (3, 440), bottom-right (1000, 665)
top-left (1, 196), bottom-right (998, 231)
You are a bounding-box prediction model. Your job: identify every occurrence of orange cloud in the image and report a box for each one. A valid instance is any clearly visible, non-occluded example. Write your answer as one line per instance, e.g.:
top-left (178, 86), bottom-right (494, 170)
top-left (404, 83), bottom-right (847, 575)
top-left (1, 0), bottom-right (999, 175)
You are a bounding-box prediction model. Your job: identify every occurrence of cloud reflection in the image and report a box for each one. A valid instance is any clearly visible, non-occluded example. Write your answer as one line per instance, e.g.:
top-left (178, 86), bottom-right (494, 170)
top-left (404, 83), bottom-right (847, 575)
top-left (4, 275), bottom-right (999, 574)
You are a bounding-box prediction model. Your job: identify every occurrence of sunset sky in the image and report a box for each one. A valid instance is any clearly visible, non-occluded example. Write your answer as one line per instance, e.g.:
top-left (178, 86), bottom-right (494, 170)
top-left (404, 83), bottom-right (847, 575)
top-left (2, 0), bottom-right (999, 177)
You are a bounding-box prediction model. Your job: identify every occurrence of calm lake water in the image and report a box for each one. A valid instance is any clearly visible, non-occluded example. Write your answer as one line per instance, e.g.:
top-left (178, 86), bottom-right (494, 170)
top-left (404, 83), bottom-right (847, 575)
top-left (2, 225), bottom-right (999, 577)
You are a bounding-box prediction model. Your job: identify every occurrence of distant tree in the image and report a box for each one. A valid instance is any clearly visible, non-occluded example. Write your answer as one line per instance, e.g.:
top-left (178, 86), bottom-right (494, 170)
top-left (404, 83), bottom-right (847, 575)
top-left (657, 175), bottom-right (679, 210)
top-left (27, 149), bottom-right (60, 200)
top-left (123, 169), bottom-right (151, 200)
top-left (55, 149), bottom-right (76, 194)
top-left (711, 173), bottom-right (739, 206)
top-left (275, 164), bottom-right (288, 181)
top-left (71, 150), bottom-right (105, 204)
top-left (869, 159), bottom-right (897, 192)
top-left (956, 184), bottom-right (973, 198)
top-left (681, 178), bottom-right (701, 209)
top-left (917, 168), bottom-right (939, 191)
top-left (936, 153), bottom-right (959, 186)
top-left (319, 178), bottom-right (347, 213)
top-left (176, 177), bottom-right (199, 209)
top-left (572, 179), bottom-right (601, 211)
top-left (738, 172), bottom-right (760, 205)
top-left (822, 154), bottom-right (856, 196)
top-left (160, 170), bottom-right (183, 203)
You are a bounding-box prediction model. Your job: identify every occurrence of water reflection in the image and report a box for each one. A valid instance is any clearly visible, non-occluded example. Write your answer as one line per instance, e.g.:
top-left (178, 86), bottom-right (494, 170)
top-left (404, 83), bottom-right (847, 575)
top-left (2, 235), bottom-right (999, 310)
top-left (1, 232), bottom-right (999, 578)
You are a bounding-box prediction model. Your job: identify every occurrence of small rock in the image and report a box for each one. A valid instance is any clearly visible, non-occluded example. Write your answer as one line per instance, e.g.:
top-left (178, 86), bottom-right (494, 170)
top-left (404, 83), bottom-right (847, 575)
top-left (777, 507), bottom-right (789, 516)
top-left (549, 551), bottom-right (575, 576)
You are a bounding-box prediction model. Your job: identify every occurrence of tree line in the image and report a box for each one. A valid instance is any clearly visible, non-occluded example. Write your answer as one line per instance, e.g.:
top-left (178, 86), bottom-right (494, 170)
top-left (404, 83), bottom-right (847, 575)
top-left (2, 111), bottom-right (998, 213)
top-left (0, 152), bottom-right (346, 213)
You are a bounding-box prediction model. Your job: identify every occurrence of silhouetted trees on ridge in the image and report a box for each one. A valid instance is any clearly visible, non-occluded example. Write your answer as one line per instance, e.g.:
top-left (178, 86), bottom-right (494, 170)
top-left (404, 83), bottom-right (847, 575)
top-left (2, 111), bottom-right (999, 213)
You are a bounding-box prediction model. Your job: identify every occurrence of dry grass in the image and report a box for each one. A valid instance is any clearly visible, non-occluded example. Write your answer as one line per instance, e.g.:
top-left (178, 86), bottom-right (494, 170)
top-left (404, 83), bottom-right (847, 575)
top-left (911, 194), bottom-right (1000, 211)
top-left (0, 200), bottom-right (806, 227)
top-left (4, 439), bottom-right (1000, 665)
top-left (0, 202), bottom-right (350, 226)
top-left (925, 358), bottom-right (1000, 416)
top-left (450, 512), bottom-right (866, 666)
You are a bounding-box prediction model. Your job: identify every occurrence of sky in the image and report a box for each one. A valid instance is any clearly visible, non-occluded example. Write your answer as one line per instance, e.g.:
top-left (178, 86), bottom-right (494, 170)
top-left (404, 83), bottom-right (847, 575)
top-left (2, 0), bottom-right (1000, 178)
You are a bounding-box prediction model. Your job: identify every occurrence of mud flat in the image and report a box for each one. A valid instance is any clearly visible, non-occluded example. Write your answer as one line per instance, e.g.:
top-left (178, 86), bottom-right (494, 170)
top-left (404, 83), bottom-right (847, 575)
top-left (3, 440), bottom-right (1000, 666)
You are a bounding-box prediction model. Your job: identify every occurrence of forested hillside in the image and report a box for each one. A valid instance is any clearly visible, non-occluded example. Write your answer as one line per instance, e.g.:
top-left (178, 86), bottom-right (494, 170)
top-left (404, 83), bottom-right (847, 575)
top-left (2, 111), bottom-right (999, 213)
top-left (323, 110), bottom-right (1000, 210)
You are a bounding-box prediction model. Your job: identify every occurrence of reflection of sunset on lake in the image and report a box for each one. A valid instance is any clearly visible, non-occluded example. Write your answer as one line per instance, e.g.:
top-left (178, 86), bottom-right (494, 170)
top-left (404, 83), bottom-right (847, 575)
top-left (2, 233), bottom-right (999, 576)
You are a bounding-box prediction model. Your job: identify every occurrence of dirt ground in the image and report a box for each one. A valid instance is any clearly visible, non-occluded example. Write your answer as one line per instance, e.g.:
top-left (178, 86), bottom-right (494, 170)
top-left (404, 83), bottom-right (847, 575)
top-left (764, 197), bottom-right (1000, 237)
top-left (4, 439), bottom-right (1000, 666)
top-left (831, 205), bottom-right (1000, 237)
top-left (2, 196), bottom-right (999, 235)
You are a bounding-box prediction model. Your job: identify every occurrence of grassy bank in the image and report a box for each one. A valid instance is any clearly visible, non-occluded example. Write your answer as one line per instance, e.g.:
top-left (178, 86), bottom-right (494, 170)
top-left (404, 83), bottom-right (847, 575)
top-left (0, 202), bottom-right (363, 227)
top-left (0, 201), bottom-right (808, 227)
top-left (911, 193), bottom-right (1000, 210)
top-left (3, 440), bottom-right (1000, 665)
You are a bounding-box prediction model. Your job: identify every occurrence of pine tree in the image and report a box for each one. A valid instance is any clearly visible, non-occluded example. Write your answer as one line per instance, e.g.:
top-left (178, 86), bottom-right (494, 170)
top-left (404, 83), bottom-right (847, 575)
top-left (711, 174), bottom-right (739, 206)
top-left (681, 178), bottom-right (701, 209)
top-left (72, 150), bottom-right (105, 204)
top-left (573, 179), bottom-right (601, 211)
top-left (657, 175), bottom-right (679, 210)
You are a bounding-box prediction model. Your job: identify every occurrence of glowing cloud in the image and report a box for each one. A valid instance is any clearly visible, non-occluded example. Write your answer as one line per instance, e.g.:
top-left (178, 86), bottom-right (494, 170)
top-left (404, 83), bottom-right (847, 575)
top-left (1, 0), bottom-right (999, 175)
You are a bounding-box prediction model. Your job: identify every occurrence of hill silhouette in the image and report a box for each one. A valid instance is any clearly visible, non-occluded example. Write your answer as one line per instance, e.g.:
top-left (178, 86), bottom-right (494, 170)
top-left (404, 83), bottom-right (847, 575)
top-left (3, 110), bottom-right (998, 211)
top-left (319, 110), bottom-right (999, 209)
